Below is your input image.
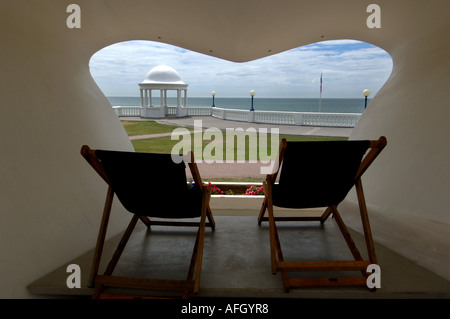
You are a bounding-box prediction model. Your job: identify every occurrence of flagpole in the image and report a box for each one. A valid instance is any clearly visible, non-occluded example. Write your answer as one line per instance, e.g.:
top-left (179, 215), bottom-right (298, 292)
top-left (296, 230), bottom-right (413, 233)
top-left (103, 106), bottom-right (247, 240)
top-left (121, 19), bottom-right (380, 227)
top-left (319, 73), bottom-right (322, 112)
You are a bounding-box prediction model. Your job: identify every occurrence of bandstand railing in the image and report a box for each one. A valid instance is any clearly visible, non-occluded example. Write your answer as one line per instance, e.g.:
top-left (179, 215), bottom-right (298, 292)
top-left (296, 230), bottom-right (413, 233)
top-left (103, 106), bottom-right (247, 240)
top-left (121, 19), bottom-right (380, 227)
top-left (113, 106), bottom-right (360, 128)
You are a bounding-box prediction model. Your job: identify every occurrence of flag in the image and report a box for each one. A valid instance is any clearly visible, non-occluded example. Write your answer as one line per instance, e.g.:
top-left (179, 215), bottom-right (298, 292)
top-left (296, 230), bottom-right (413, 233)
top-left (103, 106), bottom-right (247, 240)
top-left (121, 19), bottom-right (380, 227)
top-left (319, 73), bottom-right (323, 112)
top-left (320, 73), bottom-right (323, 95)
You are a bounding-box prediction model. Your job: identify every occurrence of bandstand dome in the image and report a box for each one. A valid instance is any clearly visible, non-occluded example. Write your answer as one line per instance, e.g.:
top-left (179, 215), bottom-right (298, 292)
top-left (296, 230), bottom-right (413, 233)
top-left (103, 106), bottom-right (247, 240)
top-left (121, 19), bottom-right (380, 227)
top-left (138, 65), bottom-right (189, 118)
top-left (142, 65), bottom-right (186, 84)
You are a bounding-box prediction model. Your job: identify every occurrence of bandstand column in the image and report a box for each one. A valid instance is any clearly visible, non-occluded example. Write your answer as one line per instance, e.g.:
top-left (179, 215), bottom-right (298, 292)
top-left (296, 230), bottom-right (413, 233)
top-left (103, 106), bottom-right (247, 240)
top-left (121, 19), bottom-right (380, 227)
top-left (177, 89), bottom-right (181, 107)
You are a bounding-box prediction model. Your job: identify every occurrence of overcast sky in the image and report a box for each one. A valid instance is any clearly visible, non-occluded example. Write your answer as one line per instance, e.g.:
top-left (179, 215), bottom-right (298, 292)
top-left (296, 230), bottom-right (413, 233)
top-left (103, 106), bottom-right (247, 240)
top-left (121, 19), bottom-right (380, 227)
top-left (89, 39), bottom-right (393, 99)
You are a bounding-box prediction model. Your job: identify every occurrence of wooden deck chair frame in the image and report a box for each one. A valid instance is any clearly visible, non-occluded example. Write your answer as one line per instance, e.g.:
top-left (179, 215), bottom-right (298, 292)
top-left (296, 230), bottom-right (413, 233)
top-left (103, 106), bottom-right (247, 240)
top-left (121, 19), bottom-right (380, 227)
top-left (81, 145), bottom-right (215, 298)
top-left (257, 137), bottom-right (387, 291)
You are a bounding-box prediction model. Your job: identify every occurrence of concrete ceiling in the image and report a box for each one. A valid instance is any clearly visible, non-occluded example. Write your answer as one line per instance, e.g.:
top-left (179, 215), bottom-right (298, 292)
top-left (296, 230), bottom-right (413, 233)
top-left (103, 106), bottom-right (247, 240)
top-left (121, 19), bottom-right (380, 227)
top-left (71, 0), bottom-right (448, 62)
top-left (5, 0), bottom-right (447, 69)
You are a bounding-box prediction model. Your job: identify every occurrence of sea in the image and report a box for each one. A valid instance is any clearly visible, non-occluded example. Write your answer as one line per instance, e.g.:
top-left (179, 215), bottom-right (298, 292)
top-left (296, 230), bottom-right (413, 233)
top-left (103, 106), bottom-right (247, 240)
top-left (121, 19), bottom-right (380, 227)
top-left (107, 97), bottom-right (370, 114)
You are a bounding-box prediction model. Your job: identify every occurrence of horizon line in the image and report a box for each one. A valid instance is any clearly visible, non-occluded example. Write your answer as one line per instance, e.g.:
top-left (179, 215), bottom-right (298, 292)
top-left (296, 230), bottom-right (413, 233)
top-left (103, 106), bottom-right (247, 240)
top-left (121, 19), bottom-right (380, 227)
top-left (106, 96), bottom-right (371, 99)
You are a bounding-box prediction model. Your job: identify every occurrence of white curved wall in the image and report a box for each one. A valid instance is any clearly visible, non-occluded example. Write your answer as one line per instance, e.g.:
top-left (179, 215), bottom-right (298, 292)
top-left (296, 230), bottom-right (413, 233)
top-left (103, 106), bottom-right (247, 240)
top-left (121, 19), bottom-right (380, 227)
top-left (345, 21), bottom-right (450, 279)
top-left (0, 1), bottom-right (134, 298)
top-left (0, 0), bottom-right (449, 298)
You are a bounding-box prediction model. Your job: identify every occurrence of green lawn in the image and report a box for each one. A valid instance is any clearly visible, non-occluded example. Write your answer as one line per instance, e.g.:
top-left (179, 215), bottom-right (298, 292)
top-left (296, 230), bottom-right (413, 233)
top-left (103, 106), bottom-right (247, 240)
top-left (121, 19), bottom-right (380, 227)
top-left (122, 120), bottom-right (347, 182)
top-left (121, 120), bottom-right (190, 136)
top-left (131, 131), bottom-right (347, 159)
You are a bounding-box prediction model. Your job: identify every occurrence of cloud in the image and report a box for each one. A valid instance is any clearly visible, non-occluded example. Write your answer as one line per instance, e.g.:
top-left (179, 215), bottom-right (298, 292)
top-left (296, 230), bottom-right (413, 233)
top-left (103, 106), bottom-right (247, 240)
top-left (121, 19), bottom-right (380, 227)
top-left (89, 39), bottom-right (392, 98)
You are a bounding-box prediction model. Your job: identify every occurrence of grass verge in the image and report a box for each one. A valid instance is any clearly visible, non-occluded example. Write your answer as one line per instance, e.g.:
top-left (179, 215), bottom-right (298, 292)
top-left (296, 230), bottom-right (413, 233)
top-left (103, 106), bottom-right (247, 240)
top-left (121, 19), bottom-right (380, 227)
top-left (122, 120), bottom-right (347, 182)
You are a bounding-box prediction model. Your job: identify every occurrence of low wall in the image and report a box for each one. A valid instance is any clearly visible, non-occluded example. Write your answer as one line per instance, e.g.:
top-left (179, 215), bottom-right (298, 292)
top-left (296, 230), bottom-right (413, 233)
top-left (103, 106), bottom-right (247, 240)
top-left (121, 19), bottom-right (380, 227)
top-left (113, 106), bottom-right (361, 127)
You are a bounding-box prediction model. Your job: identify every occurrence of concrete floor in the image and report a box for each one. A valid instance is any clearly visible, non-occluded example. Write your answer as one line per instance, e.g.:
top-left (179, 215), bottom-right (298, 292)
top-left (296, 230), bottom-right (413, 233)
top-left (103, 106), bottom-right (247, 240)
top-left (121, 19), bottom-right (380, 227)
top-left (28, 211), bottom-right (450, 300)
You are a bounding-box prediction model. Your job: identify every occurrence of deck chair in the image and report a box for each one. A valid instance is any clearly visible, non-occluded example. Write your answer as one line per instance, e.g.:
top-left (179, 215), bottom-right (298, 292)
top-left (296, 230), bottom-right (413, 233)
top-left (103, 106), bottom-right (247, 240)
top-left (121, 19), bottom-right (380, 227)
top-left (81, 145), bottom-right (215, 298)
top-left (258, 137), bottom-right (387, 291)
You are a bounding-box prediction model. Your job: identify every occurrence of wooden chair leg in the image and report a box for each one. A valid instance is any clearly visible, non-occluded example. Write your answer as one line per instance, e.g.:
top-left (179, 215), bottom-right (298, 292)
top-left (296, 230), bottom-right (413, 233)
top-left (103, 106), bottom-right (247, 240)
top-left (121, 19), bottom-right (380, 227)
top-left (262, 180), bottom-right (290, 291)
top-left (183, 230), bottom-right (201, 298)
top-left (139, 215), bottom-right (151, 228)
top-left (188, 154), bottom-right (215, 232)
top-left (258, 197), bottom-right (268, 225)
top-left (273, 222), bottom-right (290, 291)
top-left (320, 206), bottom-right (333, 224)
top-left (193, 188), bottom-right (210, 294)
top-left (263, 181), bottom-right (278, 275)
top-left (355, 179), bottom-right (377, 264)
top-left (91, 284), bottom-right (104, 299)
top-left (268, 207), bottom-right (278, 275)
top-left (206, 206), bottom-right (216, 231)
top-left (103, 214), bottom-right (140, 276)
top-left (330, 206), bottom-right (363, 262)
top-left (89, 186), bottom-right (114, 287)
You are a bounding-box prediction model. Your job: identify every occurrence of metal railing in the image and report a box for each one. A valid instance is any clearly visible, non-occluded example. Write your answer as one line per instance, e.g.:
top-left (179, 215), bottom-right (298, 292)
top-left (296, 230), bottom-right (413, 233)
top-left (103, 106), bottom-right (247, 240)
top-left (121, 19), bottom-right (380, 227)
top-left (113, 106), bottom-right (360, 127)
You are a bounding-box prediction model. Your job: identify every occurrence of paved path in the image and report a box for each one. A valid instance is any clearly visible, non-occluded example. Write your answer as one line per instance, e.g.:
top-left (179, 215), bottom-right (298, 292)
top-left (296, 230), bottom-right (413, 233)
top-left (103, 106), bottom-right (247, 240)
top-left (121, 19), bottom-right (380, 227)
top-left (127, 116), bottom-right (352, 139)
top-left (155, 116), bottom-right (353, 138)
top-left (129, 130), bottom-right (191, 140)
top-left (122, 116), bottom-right (353, 179)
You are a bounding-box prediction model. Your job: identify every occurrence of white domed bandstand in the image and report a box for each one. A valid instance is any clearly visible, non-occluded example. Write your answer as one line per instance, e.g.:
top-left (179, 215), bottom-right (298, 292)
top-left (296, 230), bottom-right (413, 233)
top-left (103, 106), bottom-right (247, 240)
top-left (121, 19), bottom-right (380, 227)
top-left (138, 65), bottom-right (189, 118)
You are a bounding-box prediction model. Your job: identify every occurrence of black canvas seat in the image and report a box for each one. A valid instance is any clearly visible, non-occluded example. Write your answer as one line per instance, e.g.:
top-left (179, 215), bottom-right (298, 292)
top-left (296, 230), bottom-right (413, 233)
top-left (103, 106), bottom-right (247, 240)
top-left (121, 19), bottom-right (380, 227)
top-left (258, 137), bottom-right (387, 291)
top-left (271, 140), bottom-right (370, 209)
top-left (95, 150), bottom-right (204, 218)
top-left (81, 146), bottom-right (215, 298)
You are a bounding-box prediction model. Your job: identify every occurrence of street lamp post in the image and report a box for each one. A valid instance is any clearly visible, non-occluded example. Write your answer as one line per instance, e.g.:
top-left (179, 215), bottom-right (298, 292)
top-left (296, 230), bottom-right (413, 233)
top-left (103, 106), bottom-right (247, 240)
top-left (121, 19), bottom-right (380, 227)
top-left (250, 90), bottom-right (255, 111)
top-left (363, 89), bottom-right (371, 109)
top-left (211, 91), bottom-right (216, 107)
